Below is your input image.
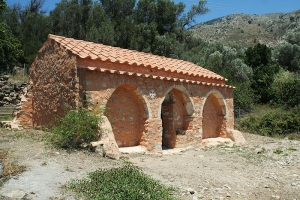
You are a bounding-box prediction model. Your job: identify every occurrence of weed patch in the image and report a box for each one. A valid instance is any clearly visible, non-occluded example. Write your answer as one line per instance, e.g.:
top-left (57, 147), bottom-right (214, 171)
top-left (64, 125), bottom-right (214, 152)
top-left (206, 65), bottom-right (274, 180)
top-left (273, 149), bottom-right (284, 154)
top-left (287, 147), bottom-right (297, 151)
top-left (66, 162), bottom-right (177, 200)
top-left (0, 149), bottom-right (25, 185)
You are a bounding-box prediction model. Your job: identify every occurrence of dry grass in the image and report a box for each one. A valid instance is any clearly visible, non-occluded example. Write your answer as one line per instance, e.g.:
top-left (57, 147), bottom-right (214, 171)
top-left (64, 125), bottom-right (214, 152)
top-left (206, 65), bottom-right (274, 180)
top-left (6, 66), bottom-right (29, 82)
top-left (0, 148), bottom-right (26, 184)
top-left (2, 162), bottom-right (26, 177)
top-left (0, 149), bottom-right (8, 159)
top-left (8, 72), bottom-right (29, 82)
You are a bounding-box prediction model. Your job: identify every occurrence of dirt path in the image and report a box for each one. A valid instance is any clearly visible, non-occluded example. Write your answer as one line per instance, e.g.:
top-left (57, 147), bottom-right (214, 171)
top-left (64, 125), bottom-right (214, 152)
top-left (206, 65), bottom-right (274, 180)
top-left (0, 129), bottom-right (299, 200)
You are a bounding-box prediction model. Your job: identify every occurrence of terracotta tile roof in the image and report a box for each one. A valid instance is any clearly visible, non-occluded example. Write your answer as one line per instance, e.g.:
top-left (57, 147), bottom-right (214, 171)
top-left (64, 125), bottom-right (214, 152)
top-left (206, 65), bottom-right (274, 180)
top-left (85, 66), bottom-right (234, 88)
top-left (48, 34), bottom-right (226, 81)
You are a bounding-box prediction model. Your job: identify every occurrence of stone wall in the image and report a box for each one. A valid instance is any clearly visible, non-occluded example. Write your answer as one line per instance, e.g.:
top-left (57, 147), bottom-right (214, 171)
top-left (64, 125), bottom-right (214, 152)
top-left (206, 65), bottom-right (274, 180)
top-left (0, 75), bottom-right (27, 109)
top-left (28, 39), bottom-right (79, 128)
top-left (78, 67), bottom-right (234, 152)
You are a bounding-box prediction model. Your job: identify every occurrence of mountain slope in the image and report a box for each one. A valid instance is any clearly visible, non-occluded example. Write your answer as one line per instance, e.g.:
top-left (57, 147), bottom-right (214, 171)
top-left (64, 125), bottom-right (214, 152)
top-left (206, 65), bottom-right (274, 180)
top-left (190, 10), bottom-right (300, 47)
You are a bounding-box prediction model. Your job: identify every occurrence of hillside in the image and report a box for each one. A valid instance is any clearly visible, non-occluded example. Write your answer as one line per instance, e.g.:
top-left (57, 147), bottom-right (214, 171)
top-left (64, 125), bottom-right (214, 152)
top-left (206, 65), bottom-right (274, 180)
top-left (190, 10), bottom-right (300, 47)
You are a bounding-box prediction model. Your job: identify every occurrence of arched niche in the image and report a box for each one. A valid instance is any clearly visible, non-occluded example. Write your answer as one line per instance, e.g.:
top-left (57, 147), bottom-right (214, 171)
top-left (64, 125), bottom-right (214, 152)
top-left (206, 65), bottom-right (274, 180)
top-left (201, 90), bottom-right (227, 139)
top-left (160, 86), bottom-right (195, 148)
top-left (104, 84), bottom-right (149, 147)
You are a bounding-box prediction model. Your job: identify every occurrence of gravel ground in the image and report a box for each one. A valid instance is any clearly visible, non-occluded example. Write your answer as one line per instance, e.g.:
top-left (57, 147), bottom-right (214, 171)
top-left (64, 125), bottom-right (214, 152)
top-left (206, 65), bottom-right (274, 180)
top-left (0, 129), bottom-right (299, 200)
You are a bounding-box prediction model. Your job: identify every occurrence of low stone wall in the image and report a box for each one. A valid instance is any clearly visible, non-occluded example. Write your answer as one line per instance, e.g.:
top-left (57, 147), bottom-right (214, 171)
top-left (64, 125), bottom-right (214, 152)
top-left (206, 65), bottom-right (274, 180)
top-left (0, 75), bottom-right (27, 109)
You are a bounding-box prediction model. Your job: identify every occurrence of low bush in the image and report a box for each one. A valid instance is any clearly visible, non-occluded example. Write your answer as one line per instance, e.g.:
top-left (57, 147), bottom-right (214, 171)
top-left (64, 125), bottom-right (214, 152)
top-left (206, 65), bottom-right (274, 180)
top-left (50, 108), bottom-right (100, 149)
top-left (66, 162), bottom-right (177, 200)
top-left (240, 106), bottom-right (300, 138)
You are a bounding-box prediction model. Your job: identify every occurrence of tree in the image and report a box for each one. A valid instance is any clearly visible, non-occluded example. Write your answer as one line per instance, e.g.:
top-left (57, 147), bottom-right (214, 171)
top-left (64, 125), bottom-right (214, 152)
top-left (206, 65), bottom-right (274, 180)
top-left (230, 58), bottom-right (252, 82)
top-left (271, 69), bottom-right (300, 108)
top-left (50, 0), bottom-right (86, 39)
top-left (48, 0), bottom-right (209, 58)
top-left (179, 0), bottom-right (209, 28)
top-left (0, 0), bottom-right (23, 72)
top-left (273, 33), bottom-right (300, 72)
top-left (233, 82), bottom-right (254, 111)
top-left (244, 43), bottom-right (271, 68)
top-left (244, 43), bottom-right (280, 104)
top-left (4, 0), bottom-right (50, 64)
top-left (99, 0), bottom-right (136, 48)
top-left (85, 2), bottom-right (115, 45)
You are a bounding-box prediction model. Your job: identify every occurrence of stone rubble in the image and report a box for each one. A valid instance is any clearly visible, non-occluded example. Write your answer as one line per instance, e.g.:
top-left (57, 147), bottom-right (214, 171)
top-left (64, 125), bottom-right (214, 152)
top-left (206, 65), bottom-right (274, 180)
top-left (0, 75), bottom-right (27, 107)
top-left (0, 75), bottom-right (28, 130)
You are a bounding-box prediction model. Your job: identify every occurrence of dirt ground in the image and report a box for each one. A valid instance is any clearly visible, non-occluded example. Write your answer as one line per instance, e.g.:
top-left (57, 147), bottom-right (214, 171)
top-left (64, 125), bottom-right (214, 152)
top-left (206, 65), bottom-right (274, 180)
top-left (0, 129), bottom-right (299, 200)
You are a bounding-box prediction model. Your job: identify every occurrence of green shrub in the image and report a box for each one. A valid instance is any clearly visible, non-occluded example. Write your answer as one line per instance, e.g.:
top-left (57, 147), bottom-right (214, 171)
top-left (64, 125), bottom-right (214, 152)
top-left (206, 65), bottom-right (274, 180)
top-left (240, 106), bottom-right (300, 138)
top-left (66, 162), bottom-right (177, 200)
top-left (50, 108), bottom-right (100, 149)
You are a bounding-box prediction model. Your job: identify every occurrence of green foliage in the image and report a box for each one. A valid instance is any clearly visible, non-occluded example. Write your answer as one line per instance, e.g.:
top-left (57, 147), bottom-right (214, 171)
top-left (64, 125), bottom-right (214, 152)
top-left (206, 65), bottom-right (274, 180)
top-left (233, 82), bottom-right (254, 111)
top-left (178, 0), bottom-right (210, 29)
top-left (3, 0), bottom-right (49, 64)
top-left (273, 42), bottom-right (300, 72)
top-left (181, 39), bottom-right (256, 112)
top-left (0, 114), bottom-right (13, 121)
top-left (230, 58), bottom-right (253, 82)
top-left (48, 0), bottom-right (209, 58)
top-left (67, 162), bottom-right (177, 200)
top-left (287, 147), bottom-right (297, 151)
top-left (85, 1), bottom-right (115, 45)
top-left (0, 22), bottom-right (24, 72)
top-left (240, 106), bottom-right (300, 137)
top-left (50, 108), bottom-right (100, 149)
top-left (273, 149), bottom-right (283, 154)
top-left (0, 1), bottom-right (24, 72)
top-left (271, 69), bottom-right (300, 108)
top-left (244, 43), bottom-right (272, 68)
top-left (244, 43), bottom-right (280, 104)
top-left (286, 28), bottom-right (300, 46)
top-left (0, 0), bottom-right (6, 14)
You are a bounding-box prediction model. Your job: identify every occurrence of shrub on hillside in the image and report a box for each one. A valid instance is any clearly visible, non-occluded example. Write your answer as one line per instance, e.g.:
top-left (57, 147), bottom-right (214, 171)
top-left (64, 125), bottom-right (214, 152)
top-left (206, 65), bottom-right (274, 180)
top-left (240, 106), bottom-right (300, 137)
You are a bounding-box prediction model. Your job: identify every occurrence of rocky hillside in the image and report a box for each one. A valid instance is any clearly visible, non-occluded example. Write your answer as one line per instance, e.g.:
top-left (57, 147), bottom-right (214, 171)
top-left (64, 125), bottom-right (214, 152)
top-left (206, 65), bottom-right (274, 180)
top-left (190, 10), bottom-right (300, 47)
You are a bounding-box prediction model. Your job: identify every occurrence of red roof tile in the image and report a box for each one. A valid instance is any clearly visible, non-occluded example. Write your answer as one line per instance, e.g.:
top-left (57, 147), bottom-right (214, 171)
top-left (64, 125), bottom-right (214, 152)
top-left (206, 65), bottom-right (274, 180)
top-left (48, 34), bottom-right (225, 81)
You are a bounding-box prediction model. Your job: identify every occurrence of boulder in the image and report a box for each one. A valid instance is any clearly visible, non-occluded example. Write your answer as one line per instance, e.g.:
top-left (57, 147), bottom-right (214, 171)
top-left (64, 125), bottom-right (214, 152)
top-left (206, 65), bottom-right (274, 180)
top-left (227, 129), bottom-right (246, 146)
top-left (90, 116), bottom-right (120, 160)
top-left (202, 137), bottom-right (234, 147)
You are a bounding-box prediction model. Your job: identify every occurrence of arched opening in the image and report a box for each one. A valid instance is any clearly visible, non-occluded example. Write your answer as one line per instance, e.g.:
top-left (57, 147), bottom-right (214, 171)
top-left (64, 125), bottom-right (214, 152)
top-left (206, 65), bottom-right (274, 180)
top-left (105, 84), bottom-right (147, 147)
top-left (202, 92), bottom-right (226, 139)
top-left (161, 88), bottom-right (193, 148)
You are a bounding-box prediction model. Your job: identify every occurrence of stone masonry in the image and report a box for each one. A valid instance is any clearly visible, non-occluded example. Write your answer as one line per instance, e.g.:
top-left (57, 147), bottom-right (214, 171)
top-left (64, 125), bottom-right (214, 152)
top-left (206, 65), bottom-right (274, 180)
top-left (17, 34), bottom-right (241, 153)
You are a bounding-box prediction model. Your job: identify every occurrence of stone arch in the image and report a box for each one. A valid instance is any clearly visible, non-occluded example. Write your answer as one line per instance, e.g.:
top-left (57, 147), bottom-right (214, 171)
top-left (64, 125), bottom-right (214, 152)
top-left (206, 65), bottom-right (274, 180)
top-left (103, 84), bottom-right (151, 118)
top-left (158, 85), bottom-right (195, 118)
top-left (200, 90), bottom-right (227, 118)
top-left (201, 89), bottom-right (227, 139)
top-left (160, 85), bottom-right (195, 148)
top-left (104, 84), bottom-right (149, 147)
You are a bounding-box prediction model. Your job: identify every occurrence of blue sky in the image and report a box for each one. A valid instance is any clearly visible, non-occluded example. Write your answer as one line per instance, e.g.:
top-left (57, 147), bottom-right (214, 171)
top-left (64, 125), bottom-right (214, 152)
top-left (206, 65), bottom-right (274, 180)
top-left (6, 0), bottom-right (300, 23)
